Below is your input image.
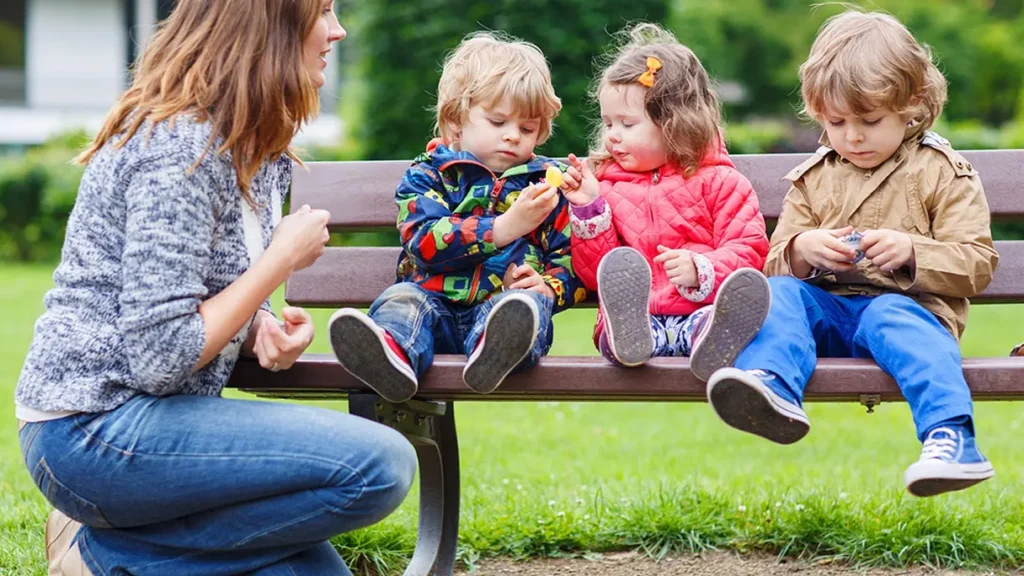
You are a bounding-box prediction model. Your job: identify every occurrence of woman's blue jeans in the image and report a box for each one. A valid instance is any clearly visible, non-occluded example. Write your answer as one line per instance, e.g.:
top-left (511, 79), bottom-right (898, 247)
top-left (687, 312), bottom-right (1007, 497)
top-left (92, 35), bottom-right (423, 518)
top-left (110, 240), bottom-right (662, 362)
top-left (19, 394), bottom-right (417, 575)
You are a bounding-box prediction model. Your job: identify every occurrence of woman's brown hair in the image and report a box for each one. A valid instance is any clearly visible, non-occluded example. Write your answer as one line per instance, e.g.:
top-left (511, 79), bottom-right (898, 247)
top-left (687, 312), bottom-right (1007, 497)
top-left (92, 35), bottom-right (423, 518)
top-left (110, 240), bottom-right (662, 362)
top-left (76, 0), bottom-right (325, 200)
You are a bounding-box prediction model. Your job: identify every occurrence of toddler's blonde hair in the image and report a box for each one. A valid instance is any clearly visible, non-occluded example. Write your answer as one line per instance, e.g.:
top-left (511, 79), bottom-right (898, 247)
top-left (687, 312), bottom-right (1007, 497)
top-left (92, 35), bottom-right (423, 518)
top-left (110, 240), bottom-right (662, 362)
top-left (435, 32), bottom-right (561, 146)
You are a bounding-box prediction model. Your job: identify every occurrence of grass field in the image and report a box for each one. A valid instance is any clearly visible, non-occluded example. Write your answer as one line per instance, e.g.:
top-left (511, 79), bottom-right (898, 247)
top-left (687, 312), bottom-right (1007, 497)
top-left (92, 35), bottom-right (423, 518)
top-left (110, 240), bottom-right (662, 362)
top-left (1, 263), bottom-right (1022, 575)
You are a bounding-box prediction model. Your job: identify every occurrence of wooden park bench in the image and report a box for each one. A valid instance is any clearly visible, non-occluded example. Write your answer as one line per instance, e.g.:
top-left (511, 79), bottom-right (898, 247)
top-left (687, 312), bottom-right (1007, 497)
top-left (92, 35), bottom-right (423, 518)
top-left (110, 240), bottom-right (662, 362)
top-left (229, 150), bottom-right (1024, 576)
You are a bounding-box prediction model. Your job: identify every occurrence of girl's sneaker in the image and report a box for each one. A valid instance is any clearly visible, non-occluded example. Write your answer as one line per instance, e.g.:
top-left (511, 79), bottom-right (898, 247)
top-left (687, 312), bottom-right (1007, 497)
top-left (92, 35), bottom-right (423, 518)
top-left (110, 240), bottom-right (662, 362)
top-left (328, 308), bottom-right (418, 403)
top-left (706, 367), bottom-right (810, 445)
top-left (904, 425), bottom-right (994, 497)
top-left (597, 247), bottom-right (654, 367)
top-left (689, 268), bottom-right (771, 382)
top-left (463, 293), bottom-right (539, 394)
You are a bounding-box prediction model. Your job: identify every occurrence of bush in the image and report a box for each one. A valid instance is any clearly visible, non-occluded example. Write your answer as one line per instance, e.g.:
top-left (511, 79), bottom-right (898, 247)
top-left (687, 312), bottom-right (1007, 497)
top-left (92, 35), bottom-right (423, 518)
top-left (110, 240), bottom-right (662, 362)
top-left (349, 0), bottom-right (668, 161)
top-left (671, 0), bottom-right (1024, 127)
top-left (0, 133), bottom-right (87, 262)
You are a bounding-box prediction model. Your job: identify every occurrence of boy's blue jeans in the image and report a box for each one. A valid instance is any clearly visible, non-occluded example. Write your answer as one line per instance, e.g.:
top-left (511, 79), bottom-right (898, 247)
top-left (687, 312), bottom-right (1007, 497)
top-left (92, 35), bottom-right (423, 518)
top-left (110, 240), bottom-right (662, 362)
top-left (369, 283), bottom-right (555, 378)
top-left (735, 276), bottom-right (972, 441)
top-left (19, 394), bottom-right (417, 575)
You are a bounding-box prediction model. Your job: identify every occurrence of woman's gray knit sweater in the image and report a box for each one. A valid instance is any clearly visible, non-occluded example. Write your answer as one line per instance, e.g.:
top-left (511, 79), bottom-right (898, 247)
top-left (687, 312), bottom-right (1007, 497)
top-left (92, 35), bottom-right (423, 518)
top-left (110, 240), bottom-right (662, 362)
top-left (16, 117), bottom-right (290, 413)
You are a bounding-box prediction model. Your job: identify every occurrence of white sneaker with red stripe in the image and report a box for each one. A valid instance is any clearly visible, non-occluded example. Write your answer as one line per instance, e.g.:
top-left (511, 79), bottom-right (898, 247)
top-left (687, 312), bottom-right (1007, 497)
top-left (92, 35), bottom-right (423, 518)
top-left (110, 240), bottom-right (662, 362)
top-left (328, 308), bottom-right (418, 403)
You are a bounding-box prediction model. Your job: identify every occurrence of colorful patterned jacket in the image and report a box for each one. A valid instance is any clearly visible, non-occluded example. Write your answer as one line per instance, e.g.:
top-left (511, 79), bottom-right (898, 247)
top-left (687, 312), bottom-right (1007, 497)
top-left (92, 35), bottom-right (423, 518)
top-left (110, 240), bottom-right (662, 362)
top-left (394, 141), bottom-right (587, 313)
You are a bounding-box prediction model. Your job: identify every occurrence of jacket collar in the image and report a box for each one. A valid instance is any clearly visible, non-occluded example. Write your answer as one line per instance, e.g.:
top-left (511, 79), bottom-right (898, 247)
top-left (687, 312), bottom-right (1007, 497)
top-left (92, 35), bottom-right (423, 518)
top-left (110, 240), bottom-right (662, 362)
top-left (416, 140), bottom-right (557, 179)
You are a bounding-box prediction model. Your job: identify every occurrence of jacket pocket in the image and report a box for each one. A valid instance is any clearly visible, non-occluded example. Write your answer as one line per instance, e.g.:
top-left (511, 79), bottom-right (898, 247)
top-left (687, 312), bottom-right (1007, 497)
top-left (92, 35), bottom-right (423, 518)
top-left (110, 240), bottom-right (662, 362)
top-left (31, 457), bottom-right (113, 529)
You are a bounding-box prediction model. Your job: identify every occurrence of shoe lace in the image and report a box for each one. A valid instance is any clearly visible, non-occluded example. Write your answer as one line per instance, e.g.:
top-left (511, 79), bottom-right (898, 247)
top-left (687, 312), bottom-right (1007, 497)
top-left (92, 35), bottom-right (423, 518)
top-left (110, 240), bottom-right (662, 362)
top-left (920, 427), bottom-right (959, 461)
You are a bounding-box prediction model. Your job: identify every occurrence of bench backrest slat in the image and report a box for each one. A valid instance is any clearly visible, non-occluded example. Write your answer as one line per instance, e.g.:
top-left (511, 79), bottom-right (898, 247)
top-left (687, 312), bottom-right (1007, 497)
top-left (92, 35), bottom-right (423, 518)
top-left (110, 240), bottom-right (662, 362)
top-left (287, 150), bottom-right (1024, 307)
top-left (291, 150), bottom-right (1024, 229)
top-left (285, 240), bottom-right (1024, 307)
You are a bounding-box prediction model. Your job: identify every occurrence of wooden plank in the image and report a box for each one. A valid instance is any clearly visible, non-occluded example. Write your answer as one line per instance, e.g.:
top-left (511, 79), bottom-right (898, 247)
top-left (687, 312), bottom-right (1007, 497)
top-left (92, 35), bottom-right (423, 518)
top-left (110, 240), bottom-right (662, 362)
top-left (229, 355), bottom-right (1024, 402)
top-left (285, 240), bottom-right (1024, 307)
top-left (291, 150), bottom-right (1024, 229)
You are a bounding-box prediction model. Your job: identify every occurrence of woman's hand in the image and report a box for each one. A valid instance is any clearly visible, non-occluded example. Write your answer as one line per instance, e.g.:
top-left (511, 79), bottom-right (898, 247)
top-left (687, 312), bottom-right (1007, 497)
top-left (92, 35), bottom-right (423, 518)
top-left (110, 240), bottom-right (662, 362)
top-left (250, 307), bottom-right (315, 372)
top-left (266, 204), bottom-right (331, 272)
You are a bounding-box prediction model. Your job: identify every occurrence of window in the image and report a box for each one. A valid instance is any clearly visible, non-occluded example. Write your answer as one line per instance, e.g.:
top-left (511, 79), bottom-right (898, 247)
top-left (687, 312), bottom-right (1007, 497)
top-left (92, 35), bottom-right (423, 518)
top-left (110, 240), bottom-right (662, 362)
top-left (157, 0), bottom-right (176, 22)
top-left (0, 0), bottom-right (26, 105)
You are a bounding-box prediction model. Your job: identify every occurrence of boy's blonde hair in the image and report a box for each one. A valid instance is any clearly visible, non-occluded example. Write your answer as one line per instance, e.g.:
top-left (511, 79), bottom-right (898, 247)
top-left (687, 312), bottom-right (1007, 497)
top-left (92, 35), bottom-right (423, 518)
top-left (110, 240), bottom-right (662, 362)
top-left (591, 23), bottom-right (721, 176)
top-left (800, 9), bottom-right (947, 130)
top-left (435, 32), bottom-right (561, 146)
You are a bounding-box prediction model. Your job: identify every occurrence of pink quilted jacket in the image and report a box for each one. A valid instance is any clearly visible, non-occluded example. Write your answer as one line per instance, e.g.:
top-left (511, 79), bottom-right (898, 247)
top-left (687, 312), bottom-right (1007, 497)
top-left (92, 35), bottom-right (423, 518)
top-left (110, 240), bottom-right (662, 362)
top-left (570, 145), bottom-right (769, 319)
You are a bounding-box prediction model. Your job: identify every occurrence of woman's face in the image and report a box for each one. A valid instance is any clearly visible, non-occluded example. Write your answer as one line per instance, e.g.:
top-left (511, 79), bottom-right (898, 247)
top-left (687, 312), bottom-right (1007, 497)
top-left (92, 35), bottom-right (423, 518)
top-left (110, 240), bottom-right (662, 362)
top-left (304, 1), bottom-right (346, 88)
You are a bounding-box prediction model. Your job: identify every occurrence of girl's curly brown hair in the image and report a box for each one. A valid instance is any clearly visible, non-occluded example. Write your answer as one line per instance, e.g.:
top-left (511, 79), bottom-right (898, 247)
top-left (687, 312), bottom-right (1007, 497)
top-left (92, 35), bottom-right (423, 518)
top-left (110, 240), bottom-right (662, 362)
top-left (590, 23), bottom-right (722, 176)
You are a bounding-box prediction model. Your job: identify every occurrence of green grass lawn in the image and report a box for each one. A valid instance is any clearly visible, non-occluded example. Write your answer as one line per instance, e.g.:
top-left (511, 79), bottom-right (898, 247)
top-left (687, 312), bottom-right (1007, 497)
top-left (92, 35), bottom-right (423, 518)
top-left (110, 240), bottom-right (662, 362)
top-left (2, 263), bottom-right (1023, 574)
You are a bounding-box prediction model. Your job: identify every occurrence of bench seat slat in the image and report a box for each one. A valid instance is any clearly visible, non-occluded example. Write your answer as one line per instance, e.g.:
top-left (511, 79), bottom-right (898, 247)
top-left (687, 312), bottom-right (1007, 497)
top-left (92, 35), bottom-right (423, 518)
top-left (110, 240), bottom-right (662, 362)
top-left (230, 355), bottom-right (1024, 402)
top-left (292, 150), bottom-right (1024, 229)
top-left (285, 240), bottom-right (1024, 307)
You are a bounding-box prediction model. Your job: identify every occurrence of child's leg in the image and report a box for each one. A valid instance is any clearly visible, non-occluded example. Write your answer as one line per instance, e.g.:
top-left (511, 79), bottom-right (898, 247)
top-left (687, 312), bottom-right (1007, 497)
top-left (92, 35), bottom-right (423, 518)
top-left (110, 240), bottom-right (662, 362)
top-left (329, 282), bottom-right (450, 402)
top-left (596, 247), bottom-right (655, 366)
top-left (688, 268), bottom-right (771, 381)
top-left (852, 294), bottom-right (993, 497)
top-left (706, 276), bottom-right (854, 444)
top-left (731, 276), bottom-right (855, 398)
top-left (461, 289), bottom-right (553, 394)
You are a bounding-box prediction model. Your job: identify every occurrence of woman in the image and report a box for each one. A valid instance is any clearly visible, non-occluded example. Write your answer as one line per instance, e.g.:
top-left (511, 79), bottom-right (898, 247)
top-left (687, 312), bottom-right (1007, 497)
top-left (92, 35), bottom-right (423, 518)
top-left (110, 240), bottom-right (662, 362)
top-left (16, 1), bottom-right (416, 573)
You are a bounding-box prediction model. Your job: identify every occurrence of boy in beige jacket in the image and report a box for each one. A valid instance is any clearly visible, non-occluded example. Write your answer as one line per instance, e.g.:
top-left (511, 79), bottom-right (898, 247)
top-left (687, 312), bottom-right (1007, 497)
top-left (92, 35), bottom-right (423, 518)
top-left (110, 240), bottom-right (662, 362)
top-left (705, 9), bottom-right (999, 498)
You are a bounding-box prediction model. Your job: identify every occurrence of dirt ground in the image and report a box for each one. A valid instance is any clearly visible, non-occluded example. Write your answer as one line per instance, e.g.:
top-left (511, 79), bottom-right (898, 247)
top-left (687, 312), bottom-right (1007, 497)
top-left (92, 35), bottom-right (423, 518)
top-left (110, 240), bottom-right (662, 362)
top-left (456, 551), bottom-right (1019, 575)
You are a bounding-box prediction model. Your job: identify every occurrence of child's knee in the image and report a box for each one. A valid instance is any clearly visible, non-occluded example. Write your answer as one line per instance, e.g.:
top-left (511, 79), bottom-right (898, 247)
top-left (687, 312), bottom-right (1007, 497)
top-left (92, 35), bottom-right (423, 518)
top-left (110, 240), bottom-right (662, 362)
top-left (376, 282), bottom-right (433, 309)
top-left (864, 293), bottom-right (921, 318)
top-left (767, 275), bottom-right (808, 301)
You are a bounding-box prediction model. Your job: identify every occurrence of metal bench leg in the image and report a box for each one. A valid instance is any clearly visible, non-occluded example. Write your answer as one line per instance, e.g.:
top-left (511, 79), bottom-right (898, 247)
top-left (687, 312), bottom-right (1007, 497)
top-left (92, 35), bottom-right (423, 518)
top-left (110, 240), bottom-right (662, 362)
top-left (349, 394), bottom-right (460, 576)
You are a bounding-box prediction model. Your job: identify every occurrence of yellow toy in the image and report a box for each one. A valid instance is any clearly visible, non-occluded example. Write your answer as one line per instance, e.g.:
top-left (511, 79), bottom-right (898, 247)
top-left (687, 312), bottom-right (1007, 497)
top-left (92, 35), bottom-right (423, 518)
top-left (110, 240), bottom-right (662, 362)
top-left (545, 166), bottom-right (563, 188)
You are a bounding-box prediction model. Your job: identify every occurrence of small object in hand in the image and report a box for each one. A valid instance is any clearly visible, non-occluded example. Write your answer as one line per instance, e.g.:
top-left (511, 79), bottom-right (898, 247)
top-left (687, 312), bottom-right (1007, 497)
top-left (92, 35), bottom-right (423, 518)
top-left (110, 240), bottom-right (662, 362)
top-left (839, 230), bottom-right (865, 264)
top-left (545, 166), bottom-right (563, 189)
top-left (502, 263), bottom-right (517, 291)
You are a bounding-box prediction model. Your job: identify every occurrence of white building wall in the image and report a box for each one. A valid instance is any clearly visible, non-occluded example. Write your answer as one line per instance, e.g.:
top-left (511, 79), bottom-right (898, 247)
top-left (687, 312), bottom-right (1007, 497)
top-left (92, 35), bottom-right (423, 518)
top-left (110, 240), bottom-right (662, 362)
top-left (26, 0), bottom-right (125, 110)
top-left (4, 0), bottom-right (342, 147)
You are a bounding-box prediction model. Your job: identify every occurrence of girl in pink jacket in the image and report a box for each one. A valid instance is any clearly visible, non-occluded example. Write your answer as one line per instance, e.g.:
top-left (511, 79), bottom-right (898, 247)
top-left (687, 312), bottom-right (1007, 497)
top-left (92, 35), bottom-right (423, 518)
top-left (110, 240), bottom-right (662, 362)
top-left (559, 23), bottom-right (771, 380)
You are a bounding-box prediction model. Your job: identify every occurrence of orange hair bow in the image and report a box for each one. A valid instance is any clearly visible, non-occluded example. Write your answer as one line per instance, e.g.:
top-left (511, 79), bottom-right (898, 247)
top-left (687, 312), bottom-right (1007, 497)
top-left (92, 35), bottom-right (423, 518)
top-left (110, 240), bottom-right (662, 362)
top-left (637, 56), bottom-right (662, 88)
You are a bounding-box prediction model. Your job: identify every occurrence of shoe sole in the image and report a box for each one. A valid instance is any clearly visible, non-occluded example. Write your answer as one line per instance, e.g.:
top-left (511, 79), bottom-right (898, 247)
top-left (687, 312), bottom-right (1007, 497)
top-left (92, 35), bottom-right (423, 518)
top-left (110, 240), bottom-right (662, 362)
top-left (328, 310), bottom-right (417, 403)
top-left (707, 368), bottom-right (810, 445)
top-left (690, 268), bottom-right (771, 382)
top-left (597, 247), bottom-right (654, 367)
top-left (463, 295), bottom-right (538, 394)
top-left (905, 461), bottom-right (995, 497)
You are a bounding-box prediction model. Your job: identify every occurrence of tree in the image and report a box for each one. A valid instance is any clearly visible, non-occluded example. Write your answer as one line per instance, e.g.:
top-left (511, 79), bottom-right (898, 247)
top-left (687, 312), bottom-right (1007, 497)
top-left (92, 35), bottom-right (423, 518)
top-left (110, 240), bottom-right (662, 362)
top-left (352, 0), bottom-right (668, 160)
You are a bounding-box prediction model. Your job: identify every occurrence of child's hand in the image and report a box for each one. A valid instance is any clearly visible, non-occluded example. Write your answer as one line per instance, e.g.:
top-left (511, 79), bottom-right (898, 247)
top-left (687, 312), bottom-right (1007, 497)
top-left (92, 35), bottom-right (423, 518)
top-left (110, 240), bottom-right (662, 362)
top-left (791, 227), bottom-right (859, 276)
top-left (493, 183), bottom-right (559, 246)
top-left (560, 154), bottom-right (600, 206)
top-left (503, 263), bottom-right (555, 299)
top-left (654, 245), bottom-right (698, 288)
top-left (860, 229), bottom-right (915, 272)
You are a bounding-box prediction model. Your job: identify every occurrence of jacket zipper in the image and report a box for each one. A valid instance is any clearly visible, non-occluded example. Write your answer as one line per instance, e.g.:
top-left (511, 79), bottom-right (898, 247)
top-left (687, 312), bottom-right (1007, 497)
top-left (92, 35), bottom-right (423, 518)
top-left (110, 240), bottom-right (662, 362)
top-left (648, 169), bottom-right (660, 314)
top-left (437, 159), bottom-right (505, 214)
top-left (437, 159), bottom-right (501, 303)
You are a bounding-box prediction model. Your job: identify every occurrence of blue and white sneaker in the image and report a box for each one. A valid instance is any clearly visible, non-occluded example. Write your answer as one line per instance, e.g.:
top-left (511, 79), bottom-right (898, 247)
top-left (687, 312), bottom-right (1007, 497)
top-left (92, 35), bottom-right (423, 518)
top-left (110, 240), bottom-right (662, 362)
top-left (904, 425), bottom-right (994, 497)
top-left (706, 367), bottom-right (810, 445)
